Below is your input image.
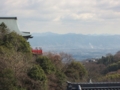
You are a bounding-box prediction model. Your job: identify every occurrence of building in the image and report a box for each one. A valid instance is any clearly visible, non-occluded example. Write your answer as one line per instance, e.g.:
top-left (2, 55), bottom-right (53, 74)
top-left (0, 17), bottom-right (33, 40)
top-left (67, 81), bottom-right (120, 90)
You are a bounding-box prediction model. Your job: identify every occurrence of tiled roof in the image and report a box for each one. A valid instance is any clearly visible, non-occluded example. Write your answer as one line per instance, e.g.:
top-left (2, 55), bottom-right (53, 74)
top-left (0, 17), bottom-right (33, 39)
top-left (0, 17), bottom-right (17, 19)
top-left (67, 81), bottom-right (120, 90)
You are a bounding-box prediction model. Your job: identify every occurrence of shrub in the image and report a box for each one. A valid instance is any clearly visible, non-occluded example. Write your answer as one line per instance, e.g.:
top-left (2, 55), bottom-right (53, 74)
top-left (36, 56), bottom-right (56, 74)
top-left (103, 61), bottom-right (120, 74)
top-left (3, 32), bottom-right (31, 53)
top-left (99, 74), bottom-right (120, 82)
top-left (65, 61), bottom-right (87, 81)
top-left (28, 65), bottom-right (46, 81)
top-left (55, 70), bottom-right (66, 89)
top-left (0, 68), bottom-right (16, 90)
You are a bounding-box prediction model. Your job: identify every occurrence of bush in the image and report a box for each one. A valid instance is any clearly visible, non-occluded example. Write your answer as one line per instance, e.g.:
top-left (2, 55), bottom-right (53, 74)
top-left (104, 61), bottom-right (120, 74)
top-left (55, 70), bottom-right (66, 90)
top-left (36, 56), bottom-right (56, 74)
top-left (0, 68), bottom-right (16, 90)
top-left (3, 32), bottom-right (31, 53)
top-left (99, 74), bottom-right (120, 82)
top-left (27, 65), bottom-right (47, 90)
top-left (28, 65), bottom-right (46, 81)
top-left (65, 61), bottom-right (87, 82)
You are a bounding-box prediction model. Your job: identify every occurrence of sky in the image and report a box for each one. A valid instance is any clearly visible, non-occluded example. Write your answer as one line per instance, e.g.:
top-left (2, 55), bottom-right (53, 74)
top-left (1, 0), bottom-right (120, 34)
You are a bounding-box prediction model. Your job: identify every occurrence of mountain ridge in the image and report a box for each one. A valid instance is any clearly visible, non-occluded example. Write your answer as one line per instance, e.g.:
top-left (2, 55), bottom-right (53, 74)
top-left (32, 32), bottom-right (120, 36)
top-left (29, 32), bottom-right (120, 60)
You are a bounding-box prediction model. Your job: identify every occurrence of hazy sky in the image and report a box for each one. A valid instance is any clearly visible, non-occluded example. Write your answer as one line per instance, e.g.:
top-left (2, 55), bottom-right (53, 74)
top-left (1, 0), bottom-right (120, 34)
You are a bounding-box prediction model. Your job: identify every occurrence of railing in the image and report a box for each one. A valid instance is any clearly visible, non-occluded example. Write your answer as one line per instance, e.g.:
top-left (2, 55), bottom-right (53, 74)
top-left (32, 48), bottom-right (42, 55)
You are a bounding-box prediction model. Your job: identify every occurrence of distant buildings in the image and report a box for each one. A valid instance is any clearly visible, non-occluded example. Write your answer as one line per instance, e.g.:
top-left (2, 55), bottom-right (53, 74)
top-left (0, 17), bottom-right (33, 40)
top-left (85, 58), bottom-right (97, 63)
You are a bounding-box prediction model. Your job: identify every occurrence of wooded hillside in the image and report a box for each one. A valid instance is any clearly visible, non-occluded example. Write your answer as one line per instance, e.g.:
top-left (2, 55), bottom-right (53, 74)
top-left (84, 51), bottom-right (120, 82)
top-left (0, 23), bottom-right (87, 90)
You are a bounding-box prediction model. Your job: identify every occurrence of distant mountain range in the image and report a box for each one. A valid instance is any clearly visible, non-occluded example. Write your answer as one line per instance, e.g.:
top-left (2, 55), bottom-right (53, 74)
top-left (29, 32), bottom-right (120, 60)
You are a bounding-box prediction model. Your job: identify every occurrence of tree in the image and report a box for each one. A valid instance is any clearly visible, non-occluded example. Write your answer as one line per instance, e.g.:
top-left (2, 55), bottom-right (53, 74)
top-left (36, 56), bottom-right (56, 74)
top-left (65, 61), bottom-right (87, 82)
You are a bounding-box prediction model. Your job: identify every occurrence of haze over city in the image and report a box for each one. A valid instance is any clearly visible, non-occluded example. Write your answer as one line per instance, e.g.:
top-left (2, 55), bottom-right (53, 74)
top-left (1, 0), bottom-right (120, 34)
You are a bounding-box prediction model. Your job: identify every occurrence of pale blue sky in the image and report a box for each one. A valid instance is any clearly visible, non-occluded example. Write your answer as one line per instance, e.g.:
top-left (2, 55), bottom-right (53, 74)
top-left (1, 0), bottom-right (120, 34)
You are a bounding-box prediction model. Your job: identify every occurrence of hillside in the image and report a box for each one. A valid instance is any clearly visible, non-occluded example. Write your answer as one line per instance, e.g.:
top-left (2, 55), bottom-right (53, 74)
top-left (83, 51), bottom-right (120, 82)
top-left (0, 24), bottom-right (87, 90)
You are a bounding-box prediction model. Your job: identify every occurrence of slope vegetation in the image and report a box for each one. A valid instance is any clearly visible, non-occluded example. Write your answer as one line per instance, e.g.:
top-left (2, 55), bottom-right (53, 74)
top-left (0, 23), bottom-right (87, 90)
